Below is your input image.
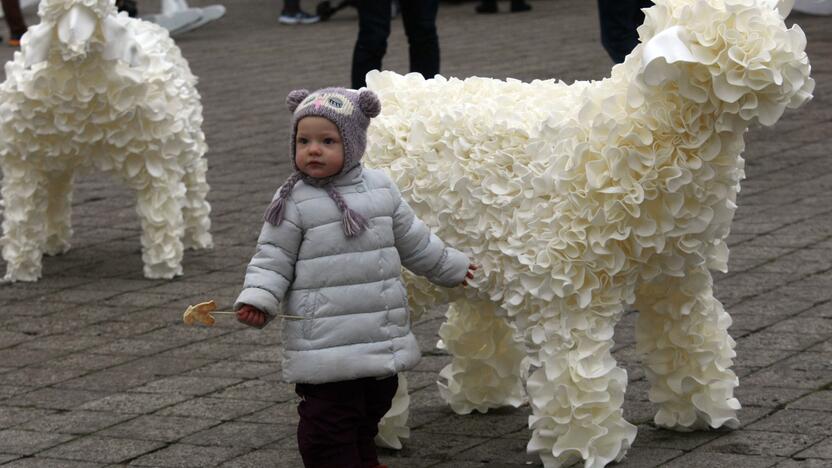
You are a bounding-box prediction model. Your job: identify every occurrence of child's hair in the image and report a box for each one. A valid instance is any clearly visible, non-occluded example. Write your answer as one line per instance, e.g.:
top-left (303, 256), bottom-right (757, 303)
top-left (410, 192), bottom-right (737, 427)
top-left (265, 87), bottom-right (381, 237)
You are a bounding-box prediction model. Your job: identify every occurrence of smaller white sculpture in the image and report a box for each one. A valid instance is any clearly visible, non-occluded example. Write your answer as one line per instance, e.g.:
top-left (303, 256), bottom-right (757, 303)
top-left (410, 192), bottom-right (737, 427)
top-left (144, 0), bottom-right (225, 36)
top-left (0, 0), bottom-right (213, 281)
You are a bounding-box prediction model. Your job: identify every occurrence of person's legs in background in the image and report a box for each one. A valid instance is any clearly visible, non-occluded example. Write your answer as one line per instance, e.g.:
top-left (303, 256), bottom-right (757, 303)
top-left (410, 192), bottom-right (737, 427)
top-left (1, 0), bottom-right (27, 47)
top-left (351, 0), bottom-right (392, 88)
top-left (399, 0), bottom-right (439, 81)
top-left (597, 0), bottom-right (651, 63)
top-left (280, 0), bottom-right (320, 25)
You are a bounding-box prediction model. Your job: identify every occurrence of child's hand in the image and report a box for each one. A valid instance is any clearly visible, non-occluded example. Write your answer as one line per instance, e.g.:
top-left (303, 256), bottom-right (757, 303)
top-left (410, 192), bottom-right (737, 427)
top-left (236, 304), bottom-right (268, 328)
top-left (461, 263), bottom-right (478, 287)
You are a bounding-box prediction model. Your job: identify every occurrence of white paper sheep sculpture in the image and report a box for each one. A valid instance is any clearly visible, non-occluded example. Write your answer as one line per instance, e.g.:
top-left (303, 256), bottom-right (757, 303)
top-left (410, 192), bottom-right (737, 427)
top-left (366, 0), bottom-right (814, 466)
top-left (0, 0), bottom-right (212, 281)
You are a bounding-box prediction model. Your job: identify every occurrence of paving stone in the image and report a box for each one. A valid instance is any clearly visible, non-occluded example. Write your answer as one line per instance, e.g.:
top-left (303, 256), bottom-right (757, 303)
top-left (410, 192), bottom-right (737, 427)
top-left (611, 447), bottom-right (684, 468)
top-left (700, 430), bottom-right (822, 457)
top-left (795, 437), bottom-right (832, 459)
top-left (155, 397), bottom-right (273, 421)
top-left (85, 339), bottom-right (182, 357)
top-left (39, 436), bottom-right (165, 464)
top-left (20, 335), bottom-right (111, 353)
top-left (127, 443), bottom-right (248, 467)
top-left (219, 448), bottom-right (302, 468)
top-left (31, 353), bottom-right (137, 372)
top-left (236, 348), bottom-right (281, 363)
top-left (0, 429), bottom-right (75, 455)
top-left (129, 376), bottom-right (242, 396)
top-left (662, 451), bottom-right (782, 467)
top-left (787, 391), bottom-right (832, 412)
top-left (185, 361), bottom-right (278, 380)
top-left (105, 355), bottom-right (215, 377)
top-left (0, 457), bottom-right (104, 468)
top-left (736, 332), bottom-right (828, 351)
top-left (0, 348), bottom-right (74, 368)
top-left (180, 421), bottom-right (290, 448)
top-left (420, 408), bottom-right (528, 438)
top-left (4, 388), bottom-right (110, 411)
top-left (633, 425), bottom-right (721, 450)
top-left (0, 367), bottom-right (89, 388)
top-left (774, 459), bottom-right (832, 468)
top-left (54, 369), bottom-right (160, 393)
top-left (235, 403), bottom-right (298, 426)
top-left (742, 353), bottom-right (832, 389)
top-left (17, 410), bottom-right (134, 435)
top-left (78, 392), bottom-right (191, 414)
top-left (748, 409), bottom-right (832, 436)
top-left (0, 407), bottom-right (57, 430)
top-left (451, 436), bottom-right (547, 464)
top-left (98, 415), bottom-right (221, 442)
top-left (0, 385), bottom-right (35, 401)
top-left (734, 386), bottom-right (810, 409)
top-left (211, 379), bottom-right (296, 403)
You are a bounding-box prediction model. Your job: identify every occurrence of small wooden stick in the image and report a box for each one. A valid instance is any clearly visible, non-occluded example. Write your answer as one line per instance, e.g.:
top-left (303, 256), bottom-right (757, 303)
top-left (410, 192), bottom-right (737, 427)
top-left (183, 300), bottom-right (304, 327)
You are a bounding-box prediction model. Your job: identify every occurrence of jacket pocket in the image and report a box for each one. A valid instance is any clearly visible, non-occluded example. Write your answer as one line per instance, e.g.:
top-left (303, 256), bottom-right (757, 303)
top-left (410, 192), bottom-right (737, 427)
top-left (303, 289), bottom-right (320, 338)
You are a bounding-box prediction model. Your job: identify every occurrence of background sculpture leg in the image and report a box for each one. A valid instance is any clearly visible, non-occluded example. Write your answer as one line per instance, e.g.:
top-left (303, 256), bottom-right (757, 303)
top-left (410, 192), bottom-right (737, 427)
top-left (44, 170), bottom-right (75, 256)
top-left (1, 161), bottom-right (48, 281)
top-left (437, 299), bottom-right (528, 414)
top-left (634, 265), bottom-right (741, 431)
top-left (133, 177), bottom-right (186, 279)
top-left (524, 299), bottom-right (636, 468)
top-left (375, 373), bottom-right (410, 450)
top-left (181, 158), bottom-right (212, 250)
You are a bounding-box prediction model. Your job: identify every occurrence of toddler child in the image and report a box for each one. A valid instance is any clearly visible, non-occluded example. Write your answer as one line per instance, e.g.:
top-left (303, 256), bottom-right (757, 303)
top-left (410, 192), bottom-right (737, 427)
top-left (235, 87), bottom-right (476, 468)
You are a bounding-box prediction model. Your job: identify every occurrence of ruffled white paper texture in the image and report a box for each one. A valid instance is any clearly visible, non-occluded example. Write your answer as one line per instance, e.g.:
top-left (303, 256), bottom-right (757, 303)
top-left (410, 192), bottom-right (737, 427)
top-left (365, 0), bottom-right (813, 466)
top-left (0, 0), bottom-right (212, 281)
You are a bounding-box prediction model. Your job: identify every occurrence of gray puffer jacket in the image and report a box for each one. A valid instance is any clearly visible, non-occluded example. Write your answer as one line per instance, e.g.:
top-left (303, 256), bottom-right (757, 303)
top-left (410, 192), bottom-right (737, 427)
top-left (235, 165), bottom-right (470, 384)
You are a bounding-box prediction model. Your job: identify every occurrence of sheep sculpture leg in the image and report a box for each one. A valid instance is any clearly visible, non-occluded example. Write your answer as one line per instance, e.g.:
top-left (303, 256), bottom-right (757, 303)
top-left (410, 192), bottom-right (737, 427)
top-left (437, 299), bottom-right (528, 414)
top-left (181, 158), bottom-right (213, 250)
top-left (132, 175), bottom-right (187, 279)
top-left (524, 297), bottom-right (636, 468)
top-left (634, 265), bottom-right (740, 431)
top-left (44, 170), bottom-right (75, 256)
top-left (1, 161), bottom-right (49, 281)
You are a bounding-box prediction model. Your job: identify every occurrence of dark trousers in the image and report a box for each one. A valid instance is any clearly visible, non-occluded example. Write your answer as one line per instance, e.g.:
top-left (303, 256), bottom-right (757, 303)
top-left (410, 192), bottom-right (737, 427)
top-left (2, 0), bottom-right (27, 38)
top-left (296, 375), bottom-right (399, 468)
top-left (597, 0), bottom-right (652, 63)
top-left (351, 0), bottom-right (440, 88)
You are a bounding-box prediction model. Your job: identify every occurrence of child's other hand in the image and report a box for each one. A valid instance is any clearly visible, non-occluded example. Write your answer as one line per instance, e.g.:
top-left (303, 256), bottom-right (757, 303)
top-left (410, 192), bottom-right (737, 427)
top-left (236, 304), bottom-right (268, 328)
top-left (461, 263), bottom-right (478, 287)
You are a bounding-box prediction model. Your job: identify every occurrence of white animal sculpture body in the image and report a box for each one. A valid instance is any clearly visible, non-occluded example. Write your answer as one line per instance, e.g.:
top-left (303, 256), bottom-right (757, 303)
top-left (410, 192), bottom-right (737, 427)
top-left (367, 0), bottom-right (814, 466)
top-left (0, 0), bottom-right (212, 281)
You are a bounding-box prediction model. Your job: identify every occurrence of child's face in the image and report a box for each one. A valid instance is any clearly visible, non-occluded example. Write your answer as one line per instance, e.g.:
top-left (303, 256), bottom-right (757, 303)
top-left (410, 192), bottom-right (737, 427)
top-left (295, 117), bottom-right (345, 179)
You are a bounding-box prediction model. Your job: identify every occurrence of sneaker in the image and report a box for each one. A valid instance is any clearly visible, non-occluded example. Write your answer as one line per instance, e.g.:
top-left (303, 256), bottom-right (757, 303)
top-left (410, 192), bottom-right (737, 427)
top-left (279, 9), bottom-right (320, 24)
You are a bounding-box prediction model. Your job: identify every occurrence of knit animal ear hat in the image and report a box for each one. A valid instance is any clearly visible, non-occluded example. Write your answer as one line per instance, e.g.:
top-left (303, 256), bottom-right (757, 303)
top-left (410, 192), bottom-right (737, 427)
top-left (264, 87), bottom-right (382, 237)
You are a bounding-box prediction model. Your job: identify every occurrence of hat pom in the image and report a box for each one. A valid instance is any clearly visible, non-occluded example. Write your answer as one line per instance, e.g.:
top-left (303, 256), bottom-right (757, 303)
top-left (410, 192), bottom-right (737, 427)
top-left (358, 90), bottom-right (381, 118)
top-left (287, 89), bottom-right (310, 112)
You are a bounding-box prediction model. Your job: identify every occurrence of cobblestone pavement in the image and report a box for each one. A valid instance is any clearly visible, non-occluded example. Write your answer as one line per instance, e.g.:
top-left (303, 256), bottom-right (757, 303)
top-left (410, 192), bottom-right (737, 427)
top-left (1, 1), bottom-right (830, 467)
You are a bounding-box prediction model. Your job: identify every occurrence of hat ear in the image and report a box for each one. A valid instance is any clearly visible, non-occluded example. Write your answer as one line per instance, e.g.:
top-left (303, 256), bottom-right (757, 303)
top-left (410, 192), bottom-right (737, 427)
top-left (358, 89), bottom-right (381, 118)
top-left (287, 89), bottom-right (310, 112)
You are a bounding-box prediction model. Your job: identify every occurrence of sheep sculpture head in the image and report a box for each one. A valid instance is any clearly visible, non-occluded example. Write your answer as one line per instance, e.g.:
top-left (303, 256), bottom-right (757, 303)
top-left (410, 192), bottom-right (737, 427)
top-left (365, 0), bottom-right (813, 466)
top-left (21, 0), bottom-right (139, 67)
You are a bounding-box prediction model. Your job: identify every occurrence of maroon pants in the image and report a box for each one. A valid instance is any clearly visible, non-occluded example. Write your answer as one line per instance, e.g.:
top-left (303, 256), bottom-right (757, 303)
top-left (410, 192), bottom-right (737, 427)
top-left (295, 375), bottom-right (398, 468)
